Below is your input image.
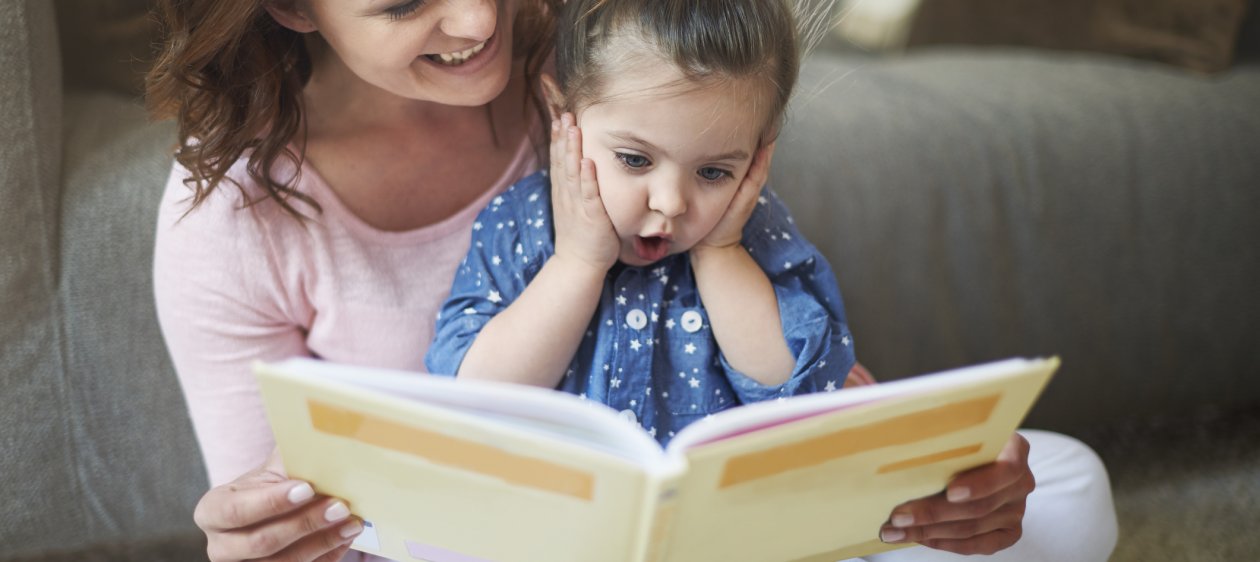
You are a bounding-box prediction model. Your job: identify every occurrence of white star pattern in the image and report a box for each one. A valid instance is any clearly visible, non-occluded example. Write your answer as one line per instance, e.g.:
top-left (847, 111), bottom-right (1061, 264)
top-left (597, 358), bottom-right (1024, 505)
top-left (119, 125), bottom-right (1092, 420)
top-left (842, 335), bottom-right (852, 346)
top-left (462, 307), bottom-right (476, 315)
top-left (630, 339), bottom-right (642, 351)
top-left (493, 196), bottom-right (504, 206)
top-left (825, 380), bottom-right (837, 392)
top-left (473, 221), bottom-right (483, 231)
top-left (492, 255), bottom-right (502, 266)
top-left (666, 319), bottom-right (676, 329)
top-left (689, 377), bottom-right (700, 388)
top-left (611, 377), bottom-right (621, 388)
top-left (684, 343), bottom-right (697, 354)
top-left (487, 290), bottom-right (502, 303)
top-left (617, 295), bottom-right (627, 305)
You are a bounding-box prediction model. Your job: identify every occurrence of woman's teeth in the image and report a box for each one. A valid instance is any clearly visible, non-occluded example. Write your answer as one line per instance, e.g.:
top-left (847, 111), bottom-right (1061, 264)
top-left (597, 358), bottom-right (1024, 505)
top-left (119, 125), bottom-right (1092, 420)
top-left (427, 41), bottom-right (487, 66)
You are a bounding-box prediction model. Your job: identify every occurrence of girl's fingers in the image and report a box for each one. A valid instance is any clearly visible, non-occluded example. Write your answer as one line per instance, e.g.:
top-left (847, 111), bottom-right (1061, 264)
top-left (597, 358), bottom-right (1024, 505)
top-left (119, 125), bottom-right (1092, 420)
top-left (579, 157), bottom-right (600, 203)
top-left (747, 142), bottom-right (777, 188)
top-left (565, 119), bottom-right (582, 187)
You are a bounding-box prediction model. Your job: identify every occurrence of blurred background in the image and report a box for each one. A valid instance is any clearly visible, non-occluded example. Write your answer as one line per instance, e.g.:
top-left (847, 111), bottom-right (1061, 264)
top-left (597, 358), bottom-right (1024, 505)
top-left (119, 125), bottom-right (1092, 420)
top-left (2, 0), bottom-right (1257, 560)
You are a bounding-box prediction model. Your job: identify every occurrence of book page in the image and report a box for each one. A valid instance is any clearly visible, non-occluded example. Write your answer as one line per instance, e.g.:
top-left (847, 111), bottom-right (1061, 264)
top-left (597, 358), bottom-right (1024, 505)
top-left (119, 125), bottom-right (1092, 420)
top-left (258, 359), bottom-right (686, 562)
top-left (660, 357), bottom-right (1056, 562)
top-left (276, 358), bottom-right (664, 463)
top-left (666, 358), bottom-right (1044, 454)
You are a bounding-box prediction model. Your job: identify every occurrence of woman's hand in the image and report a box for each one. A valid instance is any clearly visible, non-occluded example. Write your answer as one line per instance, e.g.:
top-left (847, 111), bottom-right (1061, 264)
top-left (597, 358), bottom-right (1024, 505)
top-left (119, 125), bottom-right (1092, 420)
top-left (194, 448), bottom-right (363, 562)
top-left (549, 113), bottom-right (620, 274)
top-left (879, 433), bottom-right (1036, 554)
top-left (695, 142), bottom-right (776, 252)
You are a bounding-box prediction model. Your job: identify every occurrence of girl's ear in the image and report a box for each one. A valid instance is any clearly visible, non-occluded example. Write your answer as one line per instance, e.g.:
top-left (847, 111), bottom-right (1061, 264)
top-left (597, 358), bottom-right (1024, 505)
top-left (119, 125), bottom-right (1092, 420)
top-left (265, 0), bottom-right (318, 33)
top-left (539, 74), bottom-right (566, 121)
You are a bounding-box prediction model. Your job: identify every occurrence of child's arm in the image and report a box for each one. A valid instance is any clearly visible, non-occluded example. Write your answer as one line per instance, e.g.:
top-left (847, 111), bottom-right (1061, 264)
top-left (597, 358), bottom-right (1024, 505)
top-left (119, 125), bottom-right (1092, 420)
top-left (456, 118), bottom-right (621, 387)
top-left (690, 144), bottom-right (797, 385)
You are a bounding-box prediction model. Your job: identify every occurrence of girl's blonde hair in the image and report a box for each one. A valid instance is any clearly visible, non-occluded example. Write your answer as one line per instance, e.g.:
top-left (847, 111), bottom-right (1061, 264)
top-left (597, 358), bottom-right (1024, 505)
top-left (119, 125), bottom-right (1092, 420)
top-left (146, 0), bottom-right (561, 220)
top-left (553, 0), bottom-right (802, 140)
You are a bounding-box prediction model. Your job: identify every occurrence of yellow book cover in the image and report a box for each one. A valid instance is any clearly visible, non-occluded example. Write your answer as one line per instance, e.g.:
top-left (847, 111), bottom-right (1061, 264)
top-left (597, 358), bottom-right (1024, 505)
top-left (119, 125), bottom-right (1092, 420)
top-left (255, 356), bottom-right (1058, 562)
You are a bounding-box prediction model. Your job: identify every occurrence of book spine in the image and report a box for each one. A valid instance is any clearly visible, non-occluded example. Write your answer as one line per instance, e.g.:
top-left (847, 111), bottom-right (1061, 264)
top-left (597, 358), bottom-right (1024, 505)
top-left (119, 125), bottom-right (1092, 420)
top-left (630, 466), bottom-right (686, 562)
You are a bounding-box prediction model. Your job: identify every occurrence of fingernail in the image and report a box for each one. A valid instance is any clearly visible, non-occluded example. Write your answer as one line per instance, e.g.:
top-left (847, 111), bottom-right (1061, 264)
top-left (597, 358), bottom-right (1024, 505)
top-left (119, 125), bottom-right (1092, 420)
top-left (325, 502), bottom-right (350, 522)
top-left (287, 482), bottom-right (314, 504)
top-left (880, 528), bottom-right (906, 543)
top-left (948, 486), bottom-right (971, 502)
top-left (891, 513), bottom-right (915, 528)
top-left (339, 520), bottom-right (363, 539)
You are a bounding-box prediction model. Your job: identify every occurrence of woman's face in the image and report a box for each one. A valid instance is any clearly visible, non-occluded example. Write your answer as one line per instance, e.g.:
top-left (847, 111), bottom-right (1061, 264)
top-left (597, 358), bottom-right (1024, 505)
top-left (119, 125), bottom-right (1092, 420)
top-left (289, 0), bottom-right (520, 106)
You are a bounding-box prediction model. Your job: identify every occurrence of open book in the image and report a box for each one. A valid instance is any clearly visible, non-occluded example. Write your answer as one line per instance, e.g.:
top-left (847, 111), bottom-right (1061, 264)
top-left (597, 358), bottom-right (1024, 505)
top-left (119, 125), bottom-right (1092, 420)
top-left (255, 356), bottom-right (1058, 562)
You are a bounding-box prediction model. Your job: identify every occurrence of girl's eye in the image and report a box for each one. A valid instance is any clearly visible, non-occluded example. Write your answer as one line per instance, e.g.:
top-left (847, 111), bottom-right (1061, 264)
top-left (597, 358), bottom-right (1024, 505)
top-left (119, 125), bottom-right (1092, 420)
top-left (385, 0), bottom-right (424, 21)
top-left (615, 153), bottom-right (651, 169)
top-left (698, 167), bottom-right (732, 182)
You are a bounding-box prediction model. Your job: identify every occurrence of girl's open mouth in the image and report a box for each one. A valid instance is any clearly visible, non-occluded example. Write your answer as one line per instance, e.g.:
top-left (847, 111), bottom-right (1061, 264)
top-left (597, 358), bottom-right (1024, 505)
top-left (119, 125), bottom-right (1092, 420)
top-left (633, 235), bottom-right (671, 263)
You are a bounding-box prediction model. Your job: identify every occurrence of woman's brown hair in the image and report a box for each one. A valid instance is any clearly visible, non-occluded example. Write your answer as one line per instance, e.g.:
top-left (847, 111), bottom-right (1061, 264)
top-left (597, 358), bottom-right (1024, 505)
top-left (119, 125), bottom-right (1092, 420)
top-left (147, 0), bottom-right (561, 220)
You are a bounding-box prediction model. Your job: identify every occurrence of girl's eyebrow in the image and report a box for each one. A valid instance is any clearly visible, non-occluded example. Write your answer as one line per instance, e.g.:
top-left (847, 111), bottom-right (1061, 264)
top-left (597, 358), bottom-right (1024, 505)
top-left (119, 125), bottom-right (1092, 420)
top-left (605, 130), bottom-right (750, 163)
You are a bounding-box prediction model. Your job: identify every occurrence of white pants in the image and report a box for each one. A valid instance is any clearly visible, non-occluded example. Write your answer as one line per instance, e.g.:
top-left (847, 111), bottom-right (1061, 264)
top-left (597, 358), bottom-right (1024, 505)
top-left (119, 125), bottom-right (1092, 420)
top-left (849, 430), bottom-right (1119, 562)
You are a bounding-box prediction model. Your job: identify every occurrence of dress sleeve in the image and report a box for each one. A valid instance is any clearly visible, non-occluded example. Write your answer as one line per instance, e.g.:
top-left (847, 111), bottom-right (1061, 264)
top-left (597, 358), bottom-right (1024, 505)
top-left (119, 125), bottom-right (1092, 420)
top-left (425, 174), bottom-right (552, 375)
top-left (720, 186), bottom-right (856, 404)
top-left (153, 165), bottom-right (309, 487)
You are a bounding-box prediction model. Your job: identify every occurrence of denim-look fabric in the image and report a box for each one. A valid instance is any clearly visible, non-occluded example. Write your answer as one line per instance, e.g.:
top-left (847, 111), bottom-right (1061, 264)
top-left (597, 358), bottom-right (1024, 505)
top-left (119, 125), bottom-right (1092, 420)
top-left (426, 171), bottom-right (855, 446)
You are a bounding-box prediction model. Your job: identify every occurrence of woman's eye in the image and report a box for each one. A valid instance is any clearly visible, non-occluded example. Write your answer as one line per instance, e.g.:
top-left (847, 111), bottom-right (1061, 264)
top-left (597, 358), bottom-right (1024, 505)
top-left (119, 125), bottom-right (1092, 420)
top-left (698, 167), bottom-right (731, 182)
top-left (616, 153), bottom-right (651, 169)
top-left (385, 0), bottom-right (424, 21)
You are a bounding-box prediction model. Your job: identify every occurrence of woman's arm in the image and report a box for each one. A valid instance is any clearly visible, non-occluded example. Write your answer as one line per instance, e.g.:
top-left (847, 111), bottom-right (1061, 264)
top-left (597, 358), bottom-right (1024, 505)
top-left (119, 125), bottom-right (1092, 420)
top-left (154, 167), bottom-right (361, 559)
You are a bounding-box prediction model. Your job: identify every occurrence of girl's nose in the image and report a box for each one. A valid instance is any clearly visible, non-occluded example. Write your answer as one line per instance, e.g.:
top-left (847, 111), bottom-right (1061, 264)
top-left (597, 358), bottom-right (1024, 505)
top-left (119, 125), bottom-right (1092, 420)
top-left (648, 179), bottom-right (687, 219)
top-left (438, 1), bottom-right (497, 41)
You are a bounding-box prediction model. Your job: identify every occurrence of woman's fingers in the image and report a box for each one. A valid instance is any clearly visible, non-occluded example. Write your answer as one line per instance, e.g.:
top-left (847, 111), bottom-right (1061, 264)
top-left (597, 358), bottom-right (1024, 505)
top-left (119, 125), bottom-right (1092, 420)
top-left (210, 498), bottom-right (362, 561)
top-left (882, 502), bottom-right (1026, 555)
top-left (878, 433), bottom-right (1036, 555)
top-left (194, 477), bottom-right (310, 533)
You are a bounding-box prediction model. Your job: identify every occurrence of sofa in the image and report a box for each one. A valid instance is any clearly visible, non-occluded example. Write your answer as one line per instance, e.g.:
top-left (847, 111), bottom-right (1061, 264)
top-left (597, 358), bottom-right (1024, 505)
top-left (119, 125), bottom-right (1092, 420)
top-left (2, 0), bottom-right (1257, 560)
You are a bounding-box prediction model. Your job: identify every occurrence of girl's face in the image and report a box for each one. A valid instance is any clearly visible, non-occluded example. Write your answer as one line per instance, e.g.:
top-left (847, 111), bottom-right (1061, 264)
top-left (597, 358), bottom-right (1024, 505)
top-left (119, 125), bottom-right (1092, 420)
top-left (286, 0), bottom-right (519, 106)
top-left (575, 67), bottom-right (769, 267)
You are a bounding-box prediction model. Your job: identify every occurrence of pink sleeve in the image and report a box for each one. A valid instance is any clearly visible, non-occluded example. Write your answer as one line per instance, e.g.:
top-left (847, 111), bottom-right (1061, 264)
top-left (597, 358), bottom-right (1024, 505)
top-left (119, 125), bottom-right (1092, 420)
top-left (153, 165), bottom-right (309, 487)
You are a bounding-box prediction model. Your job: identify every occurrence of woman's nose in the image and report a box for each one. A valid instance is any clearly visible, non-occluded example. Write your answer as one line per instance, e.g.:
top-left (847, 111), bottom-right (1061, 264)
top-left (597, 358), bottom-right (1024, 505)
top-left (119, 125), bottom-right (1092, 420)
top-left (438, 1), bottom-right (497, 41)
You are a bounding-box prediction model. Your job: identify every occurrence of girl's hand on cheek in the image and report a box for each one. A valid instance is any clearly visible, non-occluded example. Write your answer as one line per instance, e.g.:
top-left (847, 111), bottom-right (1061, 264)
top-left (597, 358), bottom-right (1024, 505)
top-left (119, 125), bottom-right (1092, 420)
top-left (696, 142), bottom-right (776, 252)
top-left (550, 114), bottom-right (620, 274)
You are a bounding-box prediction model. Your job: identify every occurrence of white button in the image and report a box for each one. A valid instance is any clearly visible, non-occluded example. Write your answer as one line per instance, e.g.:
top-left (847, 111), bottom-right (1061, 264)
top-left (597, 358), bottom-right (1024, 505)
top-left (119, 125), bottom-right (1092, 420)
top-left (620, 409), bottom-right (637, 424)
top-left (626, 309), bottom-right (648, 330)
top-left (680, 310), bottom-right (703, 333)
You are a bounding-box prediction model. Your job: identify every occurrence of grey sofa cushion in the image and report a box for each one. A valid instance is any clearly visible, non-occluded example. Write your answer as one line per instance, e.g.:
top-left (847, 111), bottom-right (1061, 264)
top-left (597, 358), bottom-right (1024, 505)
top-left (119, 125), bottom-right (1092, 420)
top-left (1, 0), bottom-right (205, 555)
top-left (773, 49), bottom-right (1260, 431)
top-left (0, 0), bottom-right (70, 555)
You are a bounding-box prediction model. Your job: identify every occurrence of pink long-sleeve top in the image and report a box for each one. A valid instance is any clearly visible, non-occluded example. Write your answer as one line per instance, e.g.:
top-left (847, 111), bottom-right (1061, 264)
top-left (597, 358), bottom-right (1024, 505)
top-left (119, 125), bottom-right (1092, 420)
top-left (154, 137), bottom-right (538, 488)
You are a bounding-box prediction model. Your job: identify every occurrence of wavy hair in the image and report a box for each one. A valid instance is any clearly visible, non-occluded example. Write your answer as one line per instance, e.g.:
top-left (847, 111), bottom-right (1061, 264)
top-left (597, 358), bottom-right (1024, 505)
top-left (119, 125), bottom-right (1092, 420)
top-left (147, 0), bottom-right (560, 220)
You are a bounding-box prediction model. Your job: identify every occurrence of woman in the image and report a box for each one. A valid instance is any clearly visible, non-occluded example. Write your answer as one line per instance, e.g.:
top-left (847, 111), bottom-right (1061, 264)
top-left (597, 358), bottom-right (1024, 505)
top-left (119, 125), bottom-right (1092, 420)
top-left (146, 1), bottom-right (1111, 561)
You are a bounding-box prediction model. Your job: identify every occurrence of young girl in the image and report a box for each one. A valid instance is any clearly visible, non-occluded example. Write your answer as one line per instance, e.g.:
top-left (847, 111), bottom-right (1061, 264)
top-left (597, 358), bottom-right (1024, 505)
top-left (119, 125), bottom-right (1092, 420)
top-left (427, 1), bottom-right (1116, 560)
top-left (425, 0), bottom-right (855, 445)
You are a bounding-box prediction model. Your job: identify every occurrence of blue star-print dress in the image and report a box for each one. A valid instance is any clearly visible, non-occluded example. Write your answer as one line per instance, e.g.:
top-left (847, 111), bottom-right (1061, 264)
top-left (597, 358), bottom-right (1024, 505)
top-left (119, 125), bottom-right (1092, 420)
top-left (425, 171), bottom-right (855, 446)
